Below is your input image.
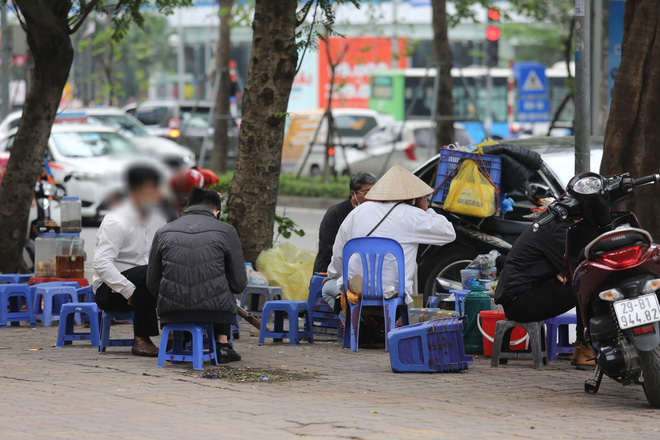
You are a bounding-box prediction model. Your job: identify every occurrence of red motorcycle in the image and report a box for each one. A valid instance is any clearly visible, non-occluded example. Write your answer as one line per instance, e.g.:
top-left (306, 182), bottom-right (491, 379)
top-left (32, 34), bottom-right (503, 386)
top-left (533, 171), bottom-right (660, 407)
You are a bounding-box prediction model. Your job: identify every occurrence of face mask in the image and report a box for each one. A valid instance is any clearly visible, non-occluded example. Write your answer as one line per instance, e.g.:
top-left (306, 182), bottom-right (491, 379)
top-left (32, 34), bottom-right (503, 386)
top-left (353, 191), bottom-right (361, 206)
top-left (138, 200), bottom-right (159, 215)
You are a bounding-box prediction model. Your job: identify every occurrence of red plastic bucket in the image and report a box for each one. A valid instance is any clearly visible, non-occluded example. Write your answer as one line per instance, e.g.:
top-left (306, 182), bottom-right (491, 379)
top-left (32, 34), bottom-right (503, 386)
top-left (478, 310), bottom-right (529, 358)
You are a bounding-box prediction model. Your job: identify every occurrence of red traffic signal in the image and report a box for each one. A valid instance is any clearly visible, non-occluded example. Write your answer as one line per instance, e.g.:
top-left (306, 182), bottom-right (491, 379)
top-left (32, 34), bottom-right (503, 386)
top-left (486, 26), bottom-right (501, 42)
top-left (488, 8), bottom-right (500, 21)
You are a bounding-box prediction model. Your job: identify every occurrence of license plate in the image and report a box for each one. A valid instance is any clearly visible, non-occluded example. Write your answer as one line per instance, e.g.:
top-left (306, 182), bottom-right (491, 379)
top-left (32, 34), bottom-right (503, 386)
top-left (613, 293), bottom-right (660, 330)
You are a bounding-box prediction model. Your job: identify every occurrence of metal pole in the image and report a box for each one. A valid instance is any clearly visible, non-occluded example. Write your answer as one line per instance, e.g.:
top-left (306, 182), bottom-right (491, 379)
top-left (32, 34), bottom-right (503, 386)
top-left (591, 0), bottom-right (603, 135)
top-left (176, 9), bottom-right (186, 100)
top-left (574, 0), bottom-right (591, 174)
top-left (1, 6), bottom-right (10, 119)
top-left (391, 0), bottom-right (398, 68)
top-left (484, 68), bottom-right (493, 138)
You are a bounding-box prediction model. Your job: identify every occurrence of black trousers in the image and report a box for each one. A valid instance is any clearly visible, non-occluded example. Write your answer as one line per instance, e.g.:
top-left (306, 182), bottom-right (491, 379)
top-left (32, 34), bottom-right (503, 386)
top-left (95, 265), bottom-right (159, 338)
top-left (503, 279), bottom-right (584, 341)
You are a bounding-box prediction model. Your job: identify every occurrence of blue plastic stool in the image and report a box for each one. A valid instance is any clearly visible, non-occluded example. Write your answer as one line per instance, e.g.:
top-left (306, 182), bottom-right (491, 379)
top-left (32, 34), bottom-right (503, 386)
top-left (240, 285), bottom-right (283, 316)
top-left (33, 285), bottom-right (77, 327)
top-left (258, 301), bottom-right (314, 345)
top-left (99, 310), bottom-right (135, 353)
top-left (0, 274), bottom-right (31, 283)
top-left (76, 286), bottom-right (93, 303)
top-left (157, 323), bottom-right (218, 370)
top-left (388, 318), bottom-right (473, 373)
top-left (341, 237), bottom-right (410, 352)
top-left (0, 284), bottom-right (35, 328)
top-left (545, 313), bottom-right (577, 361)
top-left (449, 290), bottom-right (469, 315)
top-left (308, 275), bottom-right (341, 338)
top-left (56, 303), bottom-right (101, 347)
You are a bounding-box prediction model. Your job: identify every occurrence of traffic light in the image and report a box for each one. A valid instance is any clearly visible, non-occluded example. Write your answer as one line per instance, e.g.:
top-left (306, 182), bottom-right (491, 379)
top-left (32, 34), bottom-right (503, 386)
top-left (485, 8), bottom-right (500, 68)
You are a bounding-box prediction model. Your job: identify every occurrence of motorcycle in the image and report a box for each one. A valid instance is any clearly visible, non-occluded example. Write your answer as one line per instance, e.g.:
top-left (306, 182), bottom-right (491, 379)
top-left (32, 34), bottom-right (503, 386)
top-left (533, 171), bottom-right (660, 407)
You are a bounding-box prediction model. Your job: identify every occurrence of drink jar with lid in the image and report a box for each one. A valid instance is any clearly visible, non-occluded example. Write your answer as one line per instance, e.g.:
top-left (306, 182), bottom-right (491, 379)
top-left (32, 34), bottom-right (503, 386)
top-left (56, 236), bottom-right (85, 279)
top-left (35, 233), bottom-right (58, 277)
top-left (60, 196), bottom-right (82, 233)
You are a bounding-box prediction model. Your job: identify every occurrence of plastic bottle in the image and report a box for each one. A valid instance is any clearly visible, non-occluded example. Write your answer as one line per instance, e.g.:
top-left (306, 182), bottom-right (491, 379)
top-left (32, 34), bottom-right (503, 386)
top-left (60, 196), bottom-right (82, 233)
top-left (462, 282), bottom-right (492, 354)
top-left (35, 233), bottom-right (58, 277)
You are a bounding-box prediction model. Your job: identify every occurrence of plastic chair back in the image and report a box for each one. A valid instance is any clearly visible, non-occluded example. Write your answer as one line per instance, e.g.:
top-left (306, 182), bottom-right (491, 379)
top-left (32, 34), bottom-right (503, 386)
top-left (342, 237), bottom-right (405, 301)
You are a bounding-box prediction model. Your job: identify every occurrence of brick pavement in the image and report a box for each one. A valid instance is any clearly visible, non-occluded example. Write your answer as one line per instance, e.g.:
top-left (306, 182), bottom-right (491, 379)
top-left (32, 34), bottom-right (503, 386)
top-left (1, 323), bottom-right (660, 439)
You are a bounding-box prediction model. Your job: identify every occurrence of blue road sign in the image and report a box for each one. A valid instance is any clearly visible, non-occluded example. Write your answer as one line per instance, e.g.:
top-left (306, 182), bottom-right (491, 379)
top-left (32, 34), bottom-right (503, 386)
top-left (517, 98), bottom-right (550, 122)
top-left (518, 65), bottom-right (548, 98)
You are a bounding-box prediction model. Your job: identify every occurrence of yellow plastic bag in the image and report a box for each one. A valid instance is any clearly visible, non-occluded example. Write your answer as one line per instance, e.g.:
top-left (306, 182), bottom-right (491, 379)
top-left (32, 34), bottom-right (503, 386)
top-left (443, 158), bottom-right (496, 218)
top-left (255, 242), bottom-right (316, 301)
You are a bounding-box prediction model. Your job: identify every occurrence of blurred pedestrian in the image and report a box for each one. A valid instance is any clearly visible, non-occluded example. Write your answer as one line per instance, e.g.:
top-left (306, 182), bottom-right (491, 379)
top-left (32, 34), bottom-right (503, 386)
top-left (313, 171), bottom-right (377, 274)
top-left (147, 187), bottom-right (247, 363)
top-left (93, 165), bottom-right (166, 357)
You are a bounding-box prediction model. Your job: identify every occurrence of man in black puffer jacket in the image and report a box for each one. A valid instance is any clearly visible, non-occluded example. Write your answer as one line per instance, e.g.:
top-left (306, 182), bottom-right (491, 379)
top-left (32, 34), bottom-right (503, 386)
top-left (147, 187), bottom-right (247, 363)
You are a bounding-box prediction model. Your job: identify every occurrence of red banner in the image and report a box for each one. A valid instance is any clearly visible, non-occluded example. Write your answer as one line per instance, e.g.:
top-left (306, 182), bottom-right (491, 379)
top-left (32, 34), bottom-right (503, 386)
top-left (318, 37), bottom-right (408, 109)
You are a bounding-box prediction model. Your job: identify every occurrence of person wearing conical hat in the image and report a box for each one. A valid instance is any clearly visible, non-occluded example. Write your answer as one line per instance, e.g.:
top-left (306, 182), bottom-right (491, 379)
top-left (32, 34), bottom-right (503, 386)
top-left (322, 164), bottom-right (456, 325)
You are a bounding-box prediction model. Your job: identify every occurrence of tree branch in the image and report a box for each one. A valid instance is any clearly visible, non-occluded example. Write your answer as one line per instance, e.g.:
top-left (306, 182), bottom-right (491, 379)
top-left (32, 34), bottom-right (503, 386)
top-left (68, 0), bottom-right (101, 34)
top-left (10, 0), bottom-right (27, 32)
top-left (294, 0), bottom-right (318, 75)
top-left (295, 0), bottom-right (314, 27)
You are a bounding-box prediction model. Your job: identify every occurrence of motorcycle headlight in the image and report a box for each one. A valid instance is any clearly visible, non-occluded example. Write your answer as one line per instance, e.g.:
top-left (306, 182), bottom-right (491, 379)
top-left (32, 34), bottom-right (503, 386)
top-left (643, 279), bottom-right (660, 293)
top-left (41, 182), bottom-right (57, 197)
top-left (573, 176), bottom-right (603, 195)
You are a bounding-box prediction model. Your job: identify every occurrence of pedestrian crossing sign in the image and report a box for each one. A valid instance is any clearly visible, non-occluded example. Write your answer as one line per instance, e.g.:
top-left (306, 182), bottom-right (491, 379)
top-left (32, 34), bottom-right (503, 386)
top-left (518, 66), bottom-right (548, 97)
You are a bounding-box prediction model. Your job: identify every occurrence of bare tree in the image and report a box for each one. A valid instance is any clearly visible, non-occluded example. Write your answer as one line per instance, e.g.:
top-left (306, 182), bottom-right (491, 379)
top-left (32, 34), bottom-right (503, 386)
top-left (210, 0), bottom-right (233, 173)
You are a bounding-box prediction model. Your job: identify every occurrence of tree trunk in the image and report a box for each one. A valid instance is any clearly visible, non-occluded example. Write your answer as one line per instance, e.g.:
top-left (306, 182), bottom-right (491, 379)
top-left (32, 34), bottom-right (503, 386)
top-left (0, 1), bottom-right (73, 273)
top-left (227, 0), bottom-right (298, 263)
top-left (431, 0), bottom-right (454, 153)
top-left (601, 0), bottom-right (660, 239)
top-left (211, 0), bottom-right (233, 173)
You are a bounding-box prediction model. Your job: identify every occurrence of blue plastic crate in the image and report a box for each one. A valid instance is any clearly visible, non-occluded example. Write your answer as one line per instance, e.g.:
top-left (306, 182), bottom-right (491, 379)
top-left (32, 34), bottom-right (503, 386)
top-left (432, 148), bottom-right (503, 205)
top-left (388, 317), bottom-right (474, 373)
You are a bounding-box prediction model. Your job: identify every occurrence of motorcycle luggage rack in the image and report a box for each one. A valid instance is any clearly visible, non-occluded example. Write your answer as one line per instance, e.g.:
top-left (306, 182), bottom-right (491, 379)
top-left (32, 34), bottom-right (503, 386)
top-left (585, 366), bottom-right (604, 394)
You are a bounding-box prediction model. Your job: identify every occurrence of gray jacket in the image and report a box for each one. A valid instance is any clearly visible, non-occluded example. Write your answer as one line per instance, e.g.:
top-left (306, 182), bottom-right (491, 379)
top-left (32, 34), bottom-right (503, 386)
top-left (147, 205), bottom-right (247, 322)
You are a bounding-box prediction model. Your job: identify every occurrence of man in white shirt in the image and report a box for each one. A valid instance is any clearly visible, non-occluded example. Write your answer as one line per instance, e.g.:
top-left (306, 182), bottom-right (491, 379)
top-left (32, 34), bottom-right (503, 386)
top-left (323, 164), bottom-right (456, 321)
top-left (93, 166), bottom-right (166, 357)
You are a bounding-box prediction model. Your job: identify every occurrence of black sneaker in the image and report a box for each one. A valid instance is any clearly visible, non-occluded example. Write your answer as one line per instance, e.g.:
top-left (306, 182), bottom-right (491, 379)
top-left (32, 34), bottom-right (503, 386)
top-left (217, 344), bottom-right (242, 364)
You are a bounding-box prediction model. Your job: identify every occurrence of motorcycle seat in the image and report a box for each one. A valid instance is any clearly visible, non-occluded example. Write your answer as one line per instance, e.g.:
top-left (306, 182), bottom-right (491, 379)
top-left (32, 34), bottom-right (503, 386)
top-left (584, 228), bottom-right (652, 261)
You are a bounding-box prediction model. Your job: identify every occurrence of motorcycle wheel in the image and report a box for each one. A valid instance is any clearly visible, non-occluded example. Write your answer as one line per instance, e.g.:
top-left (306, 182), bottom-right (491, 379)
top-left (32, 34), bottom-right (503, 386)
top-left (422, 250), bottom-right (475, 302)
top-left (639, 347), bottom-right (660, 407)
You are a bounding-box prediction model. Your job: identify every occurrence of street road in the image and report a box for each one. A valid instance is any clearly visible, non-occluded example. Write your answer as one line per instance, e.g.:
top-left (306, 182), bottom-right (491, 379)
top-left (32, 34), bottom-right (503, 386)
top-left (80, 205), bottom-right (326, 278)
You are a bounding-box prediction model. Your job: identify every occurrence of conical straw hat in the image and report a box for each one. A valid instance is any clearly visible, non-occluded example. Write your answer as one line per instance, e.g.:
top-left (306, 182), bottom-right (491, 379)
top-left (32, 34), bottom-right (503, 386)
top-left (365, 164), bottom-right (434, 201)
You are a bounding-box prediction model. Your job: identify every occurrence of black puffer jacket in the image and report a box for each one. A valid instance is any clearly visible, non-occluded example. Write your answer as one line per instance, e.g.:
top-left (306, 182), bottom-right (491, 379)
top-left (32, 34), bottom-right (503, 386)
top-left (147, 205), bottom-right (247, 324)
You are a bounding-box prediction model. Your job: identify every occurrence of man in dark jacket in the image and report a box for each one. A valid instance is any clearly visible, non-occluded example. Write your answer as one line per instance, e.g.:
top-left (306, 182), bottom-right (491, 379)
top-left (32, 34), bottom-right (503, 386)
top-left (495, 216), bottom-right (595, 368)
top-left (147, 187), bottom-right (247, 363)
top-left (312, 171), bottom-right (376, 273)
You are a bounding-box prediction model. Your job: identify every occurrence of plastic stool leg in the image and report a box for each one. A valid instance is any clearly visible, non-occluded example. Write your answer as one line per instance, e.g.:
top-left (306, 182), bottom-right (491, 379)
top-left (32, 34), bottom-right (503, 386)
top-left (304, 309), bottom-right (314, 344)
top-left (192, 327), bottom-right (204, 370)
top-left (528, 324), bottom-right (545, 369)
top-left (491, 321), bottom-right (507, 367)
top-left (42, 295), bottom-right (53, 327)
top-left (258, 308), bottom-right (269, 346)
top-left (157, 328), bottom-right (171, 367)
top-left (288, 309), bottom-right (299, 345)
top-left (99, 314), bottom-right (111, 353)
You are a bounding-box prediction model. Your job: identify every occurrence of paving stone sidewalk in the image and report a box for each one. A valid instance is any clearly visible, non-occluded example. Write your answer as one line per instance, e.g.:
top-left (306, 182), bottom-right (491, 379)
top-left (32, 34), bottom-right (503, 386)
top-left (1, 323), bottom-right (659, 439)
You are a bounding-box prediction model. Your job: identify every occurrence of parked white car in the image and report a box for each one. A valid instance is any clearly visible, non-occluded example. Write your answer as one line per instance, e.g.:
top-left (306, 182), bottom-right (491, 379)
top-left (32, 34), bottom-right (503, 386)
top-left (1, 124), bottom-right (168, 219)
top-left (291, 108), bottom-right (387, 176)
top-left (344, 120), bottom-right (473, 176)
top-left (0, 108), bottom-right (196, 170)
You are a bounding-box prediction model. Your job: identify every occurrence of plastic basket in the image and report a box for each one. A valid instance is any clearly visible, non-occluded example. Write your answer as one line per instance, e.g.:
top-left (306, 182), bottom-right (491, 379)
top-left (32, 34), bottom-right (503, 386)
top-left (432, 148), bottom-right (503, 205)
top-left (388, 317), bottom-right (474, 373)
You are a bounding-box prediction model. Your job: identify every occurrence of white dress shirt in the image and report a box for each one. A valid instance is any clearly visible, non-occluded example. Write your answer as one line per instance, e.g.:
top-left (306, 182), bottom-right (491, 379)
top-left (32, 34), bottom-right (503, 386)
top-left (92, 202), bottom-right (166, 298)
top-left (327, 201), bottom-right (456, 297)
